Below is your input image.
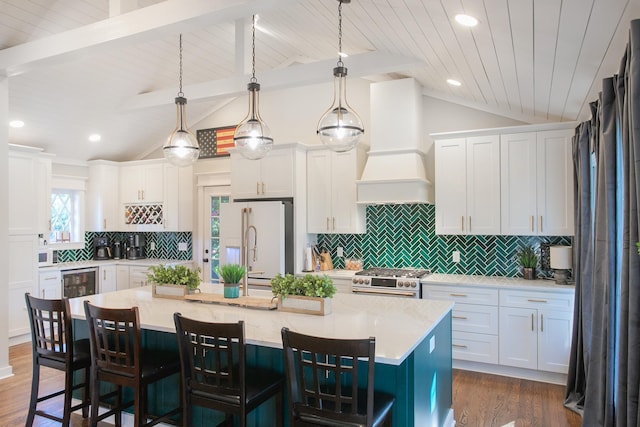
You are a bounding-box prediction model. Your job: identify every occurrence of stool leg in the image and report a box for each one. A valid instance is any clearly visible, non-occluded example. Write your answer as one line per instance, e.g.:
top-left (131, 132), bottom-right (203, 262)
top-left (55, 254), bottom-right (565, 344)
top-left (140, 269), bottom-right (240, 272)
top-left (82, 367), bottom-right (90, 418)
top-left (90, 373), bottom-right (100, 427)
top-left (275, 389), bottom-right (283, 427)
top-left (115, 385), bottom-right (123, 427)
top-left (62, 369), bottom-right (74, 426)
top-left (26, 359), bottom-right (39, 427)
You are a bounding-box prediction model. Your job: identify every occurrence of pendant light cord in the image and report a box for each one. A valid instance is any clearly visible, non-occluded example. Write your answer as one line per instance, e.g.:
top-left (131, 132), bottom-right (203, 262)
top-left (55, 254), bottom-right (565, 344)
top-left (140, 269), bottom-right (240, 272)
top-left (251, 15), bottom-right (257, 84)
top-left (337, 1), bottom-right (344, 67)
top-left (178, 33), bottom-right (184, 97)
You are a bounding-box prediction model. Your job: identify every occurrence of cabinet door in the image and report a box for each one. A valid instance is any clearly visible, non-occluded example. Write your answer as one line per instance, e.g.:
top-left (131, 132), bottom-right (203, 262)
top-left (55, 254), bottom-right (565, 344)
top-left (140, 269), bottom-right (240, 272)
top-left (331, 151), bottom-right (365, 234)
top-left (501, 132), bottom-right (537, 235)
top-left (435, 138), bottom-right (467, 235)
top-left (87, 163), bottom-right (120, 231)
top-left (499, 306), bottom-right (537, 370)
top-left (129, 266), bottom-right (150, 287)
top-left (8, 153), bottom-right (37, 235)
top-left (99, 265), bottom-right (117, 293)
top-left (466, 135), bottom-right (501, 235)
top-left (39, 270), bottom-right (61, 299)
top-left (141, 163), bottom-right (164, 203)
top-left (537, 130), bottom-right (574, 236)
top-left (307, 150), bottom-right (333, 233)
top-left (116, 266), bottom-right (130, 290)
top-left (538, 309), bottom-right (573, 373)
top-left (9, 235), bottom-right (38, 337)
top-left (261, 149), bottom-right (293, 197)
top-left (120, 166), bottom-right (142, 204)
top-left (35, 157), bottom-right (52, 236)
top-left (231, 155), bottom-right (263, 199)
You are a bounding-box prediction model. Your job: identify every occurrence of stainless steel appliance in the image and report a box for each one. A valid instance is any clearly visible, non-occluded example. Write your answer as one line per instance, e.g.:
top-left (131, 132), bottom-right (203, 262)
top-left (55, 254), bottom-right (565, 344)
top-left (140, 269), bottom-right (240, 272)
top-left (126, 234), bottom-right (146, 260)
top-left (94, 237), bottom-right (111, 260)
top-left (351, 268), bottom-right (431, 298)
top-left (62, 267), bottom-right (98, 298)
top-left (219, 199), bottom-right (294, 287)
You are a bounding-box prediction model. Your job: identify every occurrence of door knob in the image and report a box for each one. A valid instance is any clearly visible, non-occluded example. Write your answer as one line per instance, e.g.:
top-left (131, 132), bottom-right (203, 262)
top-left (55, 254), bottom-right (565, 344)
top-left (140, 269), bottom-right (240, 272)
top-left (203, 258), bottom-right (209, 263)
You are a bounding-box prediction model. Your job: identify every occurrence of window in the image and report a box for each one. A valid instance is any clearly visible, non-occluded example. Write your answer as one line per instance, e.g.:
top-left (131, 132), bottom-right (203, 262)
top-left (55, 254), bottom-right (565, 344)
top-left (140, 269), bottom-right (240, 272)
top-left (48, 176), bottom-right (86, 249)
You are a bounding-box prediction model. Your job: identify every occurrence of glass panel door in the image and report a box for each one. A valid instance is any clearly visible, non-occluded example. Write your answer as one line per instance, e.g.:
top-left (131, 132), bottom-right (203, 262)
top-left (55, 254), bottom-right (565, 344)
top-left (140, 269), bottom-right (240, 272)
top-left (202, 187), bottom-right (230, 283)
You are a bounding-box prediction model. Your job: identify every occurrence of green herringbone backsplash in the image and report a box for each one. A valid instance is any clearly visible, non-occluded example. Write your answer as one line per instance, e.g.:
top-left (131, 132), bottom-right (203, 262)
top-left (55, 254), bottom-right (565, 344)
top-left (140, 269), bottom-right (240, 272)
top-left (318, 204), bottom-right (571, 278)
top-left (56, 232), bottom-right (192, 262)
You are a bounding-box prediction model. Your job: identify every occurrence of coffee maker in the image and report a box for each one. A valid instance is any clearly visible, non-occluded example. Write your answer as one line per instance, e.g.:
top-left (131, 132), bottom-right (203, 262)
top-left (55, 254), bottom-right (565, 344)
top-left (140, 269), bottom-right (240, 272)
top-left (126, 234), bottom-right (146, 260)
top-left (94, 237), bottom-right (111, 260)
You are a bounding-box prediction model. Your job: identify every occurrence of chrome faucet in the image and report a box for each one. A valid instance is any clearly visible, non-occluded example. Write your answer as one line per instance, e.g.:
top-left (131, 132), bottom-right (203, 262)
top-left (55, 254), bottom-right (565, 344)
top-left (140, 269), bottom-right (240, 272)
top-left (242, 225), bottom-right (257, 296)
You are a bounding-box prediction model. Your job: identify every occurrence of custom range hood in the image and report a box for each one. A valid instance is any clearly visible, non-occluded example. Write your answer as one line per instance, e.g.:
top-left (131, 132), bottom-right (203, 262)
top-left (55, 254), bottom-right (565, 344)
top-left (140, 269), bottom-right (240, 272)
top-left (356, 78), bottom-right (433, 204)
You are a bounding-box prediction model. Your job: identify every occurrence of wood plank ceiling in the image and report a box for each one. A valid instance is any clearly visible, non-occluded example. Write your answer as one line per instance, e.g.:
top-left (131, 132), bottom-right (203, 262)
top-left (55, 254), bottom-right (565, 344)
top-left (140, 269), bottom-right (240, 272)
top-left (0, 0), bottom-right (638, 161)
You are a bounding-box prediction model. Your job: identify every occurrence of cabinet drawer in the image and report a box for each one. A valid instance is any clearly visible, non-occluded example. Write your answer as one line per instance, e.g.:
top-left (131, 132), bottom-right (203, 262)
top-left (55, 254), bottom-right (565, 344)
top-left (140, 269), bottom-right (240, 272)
top-left (452, 303), bottom-right (498, 335)
top-left (499, 289), bottom-right (574, 311)
top-left (452, 331), bottom-right (499, 364)
top-left (423, 284), bottom-right (498, 306)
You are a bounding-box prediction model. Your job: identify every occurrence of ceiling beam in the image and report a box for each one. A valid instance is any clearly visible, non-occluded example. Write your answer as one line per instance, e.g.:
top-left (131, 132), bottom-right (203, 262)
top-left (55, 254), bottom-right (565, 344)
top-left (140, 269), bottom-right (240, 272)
top-left (125, 51), bottom-right (424, 110)
top-left (0, 0), bottom-right (301, 77)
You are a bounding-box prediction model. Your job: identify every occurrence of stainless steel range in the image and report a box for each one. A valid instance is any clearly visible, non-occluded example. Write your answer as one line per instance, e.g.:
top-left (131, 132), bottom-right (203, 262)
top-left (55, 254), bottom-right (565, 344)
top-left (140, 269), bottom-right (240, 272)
top-left (351, 268), bottom-right (431, 298)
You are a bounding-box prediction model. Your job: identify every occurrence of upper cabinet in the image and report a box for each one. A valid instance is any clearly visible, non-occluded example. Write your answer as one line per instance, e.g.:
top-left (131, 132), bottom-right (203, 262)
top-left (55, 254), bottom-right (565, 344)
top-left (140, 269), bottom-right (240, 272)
top-left (501, 129), bottom-right (574, 236)
top-left (231, 147), bottom-right (294, 199)
top-left (120, 162), bottom-right (164, 204)
top-left (307, 147), bottom-right (366, 234)
top-left (9, 147), bottom-right (51, 236)
top-left (86, 161), bottom-right (120, 232)
top-left (163, 163), bottom-right (194, 232)
top-left (434, 136), bottom-right (501, 235)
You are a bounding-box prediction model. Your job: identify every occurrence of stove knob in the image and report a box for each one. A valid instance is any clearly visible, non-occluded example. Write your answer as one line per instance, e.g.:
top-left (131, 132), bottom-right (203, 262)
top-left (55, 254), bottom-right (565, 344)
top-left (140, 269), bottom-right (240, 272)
top-left (400, 281), bottom-right (407, 287)
top-left (411, 282), bottom-right (417, 288)
top-left (359, 278), bottom-right (366, 285)
top-left (364, 278), bottom-right (370, 285)
top-left (352, 278), bottom-right (357, 284)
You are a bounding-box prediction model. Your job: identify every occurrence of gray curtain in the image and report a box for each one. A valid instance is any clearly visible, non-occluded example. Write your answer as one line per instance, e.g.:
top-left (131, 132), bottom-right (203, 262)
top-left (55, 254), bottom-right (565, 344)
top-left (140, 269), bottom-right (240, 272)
top-left (565, 19), bottom-right (640, 426)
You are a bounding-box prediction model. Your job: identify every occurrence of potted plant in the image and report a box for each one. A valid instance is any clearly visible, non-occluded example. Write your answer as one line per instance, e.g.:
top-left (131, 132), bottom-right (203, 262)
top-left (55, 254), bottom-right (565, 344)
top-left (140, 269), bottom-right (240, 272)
top-left (147, 264), bottom-right (201, 299)
top-left (216, 264), bottom-right (246, 299)
top-left (270, 274), bottom-right (336, 315)
top-left (515, 245), bottom-right (538, 280)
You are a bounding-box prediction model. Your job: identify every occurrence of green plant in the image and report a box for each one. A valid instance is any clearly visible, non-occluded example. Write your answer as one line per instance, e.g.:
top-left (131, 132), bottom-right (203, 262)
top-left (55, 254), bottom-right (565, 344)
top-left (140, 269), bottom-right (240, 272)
top-left (515, 245), bottom-right (538, 268)
top-left (270, 274), bottom-right (336, 299)
top-left (216, 264), bottom-right (246, 284)
top-left (147, 264), bottom-right (201, 289)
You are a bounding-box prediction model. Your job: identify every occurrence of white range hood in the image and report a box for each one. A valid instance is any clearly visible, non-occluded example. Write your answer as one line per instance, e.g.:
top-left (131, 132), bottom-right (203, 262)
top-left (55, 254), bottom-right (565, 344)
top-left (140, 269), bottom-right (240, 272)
top-left (356, 78), bottom-right (433, 204)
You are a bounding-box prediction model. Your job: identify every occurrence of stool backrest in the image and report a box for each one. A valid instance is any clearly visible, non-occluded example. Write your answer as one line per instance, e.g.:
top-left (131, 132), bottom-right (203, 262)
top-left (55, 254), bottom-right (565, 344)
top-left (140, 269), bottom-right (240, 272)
top-left (25, 293), bottom-right (73, 364)
top-left (281, 327), bottom-right (376, 426)
top-left (84, 301), bottom-right (141, 378)
top-left (173, 313), bottom-right (246, 402)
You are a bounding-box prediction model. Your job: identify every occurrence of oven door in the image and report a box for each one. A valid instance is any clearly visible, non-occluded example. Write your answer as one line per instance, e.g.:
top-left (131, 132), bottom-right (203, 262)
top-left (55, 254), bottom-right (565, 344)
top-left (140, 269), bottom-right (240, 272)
top-left (351, 287), bottom-right (418, 298)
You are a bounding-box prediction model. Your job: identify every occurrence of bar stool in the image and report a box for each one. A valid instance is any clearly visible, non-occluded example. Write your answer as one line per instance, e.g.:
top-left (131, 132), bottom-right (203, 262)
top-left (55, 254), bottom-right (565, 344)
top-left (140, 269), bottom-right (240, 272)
top-left (83, 301), bottom-right (181, 427)
top-left (24, 293), bottom-right (91, 427)
top-left (281, 327), bottom-right (395, 427)
top-left (173, 313), bottom-right (284, 426)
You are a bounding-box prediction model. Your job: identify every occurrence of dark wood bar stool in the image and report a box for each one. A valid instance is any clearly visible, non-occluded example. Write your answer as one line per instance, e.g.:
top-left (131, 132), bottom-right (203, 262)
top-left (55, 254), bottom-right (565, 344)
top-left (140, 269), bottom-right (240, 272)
top-left (84, 301), bottom-right (181, 427)
top-left (24, 293), bottom-right (91, 426)
top-left (281, 327), bottom-right (395, 427)
top-left (173, 313), bottom-right (284, 427)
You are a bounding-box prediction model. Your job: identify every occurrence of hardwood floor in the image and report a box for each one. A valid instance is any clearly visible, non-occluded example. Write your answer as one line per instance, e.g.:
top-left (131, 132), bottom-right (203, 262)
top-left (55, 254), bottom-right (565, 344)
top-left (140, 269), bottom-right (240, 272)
top-left (452, 370), bottom-right (582, 427)
top-left (0, 343), bottom-right (582, 427)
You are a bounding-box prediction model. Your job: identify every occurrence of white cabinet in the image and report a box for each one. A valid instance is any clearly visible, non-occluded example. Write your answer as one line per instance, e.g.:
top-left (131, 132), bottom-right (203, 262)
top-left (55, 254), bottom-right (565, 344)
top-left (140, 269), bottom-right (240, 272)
top-left (117, 265), bottom-right (130, 290)
top-left (307, 148), bottom-right (366, 234)
top-left (87, 161), bottom-right (120, 231)
top-left (129, 266), bottom-right (150, 288)
top-left (499, 288), bottom-right (574, 373)
top-left (501, 130), bottom-right (574, 235)
top-left (120, 162), bottom-right (164, 204)
top-left (38, 270), bottom-right (61, 299)
top-left (99, 265), bottom-right (117, 293)
top-left (8, 235), bottom-right (38, 337)
top-left (434, 136), bottom-right (501, 235)
top-left (163, 164), bottom-right (193, 231)
top-left (35, 157), bottom-right (52, 236)
top-left (231, 147), bottom-right (294, 199)
top-left (8, 150), bottom-right (38, 235)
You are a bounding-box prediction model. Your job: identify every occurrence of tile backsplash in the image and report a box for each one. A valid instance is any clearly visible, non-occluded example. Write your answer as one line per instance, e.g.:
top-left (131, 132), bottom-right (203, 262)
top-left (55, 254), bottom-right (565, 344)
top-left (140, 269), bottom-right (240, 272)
top-left (56, 232), bottom-right (192, 263)
top-left (318, 204), bottom-right (571, 278)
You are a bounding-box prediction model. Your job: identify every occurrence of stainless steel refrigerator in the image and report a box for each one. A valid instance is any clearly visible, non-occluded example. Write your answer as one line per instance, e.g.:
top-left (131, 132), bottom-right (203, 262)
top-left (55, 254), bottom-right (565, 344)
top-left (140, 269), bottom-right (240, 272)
top-left (219, 199), bottom-right (294, 287)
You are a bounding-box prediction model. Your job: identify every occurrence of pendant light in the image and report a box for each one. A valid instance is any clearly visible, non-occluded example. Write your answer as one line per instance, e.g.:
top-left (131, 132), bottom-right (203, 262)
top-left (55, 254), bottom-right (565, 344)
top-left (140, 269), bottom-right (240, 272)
top-left (317, 0), bottom-right (364, 152)
top-left (164, 34), bottom-right (200, 167)
top-left (234, 15), bottom-right (273, 160)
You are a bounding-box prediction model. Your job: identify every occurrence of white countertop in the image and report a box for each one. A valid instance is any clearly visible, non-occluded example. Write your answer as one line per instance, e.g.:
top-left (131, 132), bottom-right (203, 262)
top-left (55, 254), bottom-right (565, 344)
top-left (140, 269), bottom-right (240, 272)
top-left (298, 269), bottom-right (358, 280)
top-left (40, 258), bottom-right (193, 271)
top-left (422, 273), bottom-right (575, 292)
top-left (68, 283), bottom-right (453, 366)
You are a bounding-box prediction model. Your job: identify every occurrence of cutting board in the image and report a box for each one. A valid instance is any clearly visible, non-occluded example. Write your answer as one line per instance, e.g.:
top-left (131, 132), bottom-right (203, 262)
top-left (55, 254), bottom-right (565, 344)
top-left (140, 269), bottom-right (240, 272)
top-left (184, 293), bottom-right (277, 310)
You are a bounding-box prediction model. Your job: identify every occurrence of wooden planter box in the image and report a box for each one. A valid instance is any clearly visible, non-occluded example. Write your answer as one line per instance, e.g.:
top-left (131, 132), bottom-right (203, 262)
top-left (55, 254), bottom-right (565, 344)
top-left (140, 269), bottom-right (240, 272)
top-left (277, 295), bottom-right (332, 316)
top-left (152, 283), bottom-right (200, 299)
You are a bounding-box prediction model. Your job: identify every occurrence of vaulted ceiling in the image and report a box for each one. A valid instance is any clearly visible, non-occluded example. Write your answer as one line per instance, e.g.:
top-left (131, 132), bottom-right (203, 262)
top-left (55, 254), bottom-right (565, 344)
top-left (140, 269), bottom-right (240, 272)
top-left (1, 0), bottom-right (638, 161)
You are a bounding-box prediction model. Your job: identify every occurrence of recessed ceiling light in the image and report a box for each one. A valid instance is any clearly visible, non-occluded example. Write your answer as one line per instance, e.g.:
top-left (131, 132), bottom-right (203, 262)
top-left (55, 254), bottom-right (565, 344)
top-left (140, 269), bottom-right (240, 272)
top-left (447, 79), bottom-right (462, 87)
top-left (455, 14), bottom-right (478, 27)
top-left (88, 134), bottom-right (101, 142)
top-left (9, 120), bottom-right (24, 128)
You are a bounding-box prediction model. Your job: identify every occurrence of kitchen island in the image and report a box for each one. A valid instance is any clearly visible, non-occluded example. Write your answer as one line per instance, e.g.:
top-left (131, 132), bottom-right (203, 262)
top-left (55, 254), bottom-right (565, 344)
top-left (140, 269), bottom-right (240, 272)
top-left (69, 284), bottom-right (454, 426)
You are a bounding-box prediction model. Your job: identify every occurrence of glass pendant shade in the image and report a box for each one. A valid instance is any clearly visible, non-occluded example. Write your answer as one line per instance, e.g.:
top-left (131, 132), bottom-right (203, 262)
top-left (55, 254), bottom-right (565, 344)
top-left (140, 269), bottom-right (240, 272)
top-left (164, 96), bottom-right (200, 167)
top-left (234, 82), bottom-right (273, 160)
top-left (317, 66), bottom-right (364, 152)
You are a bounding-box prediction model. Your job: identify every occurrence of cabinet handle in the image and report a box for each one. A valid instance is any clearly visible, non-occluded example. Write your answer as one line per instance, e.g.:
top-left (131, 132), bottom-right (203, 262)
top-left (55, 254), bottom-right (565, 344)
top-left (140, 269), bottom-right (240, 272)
top-left (48, 219), bottom-right (52, 231)
top-left (531, 314), bottom-right (534, 331)
top-left (450, 293), bottom-right (467, 297)
top-left (539, 216), bottom-right (543, 233)
top-left (332, 217), bottom-right (335, 230)
top-left (141, 190), bottom-right (144, 200)
top-left (326, 217), bottom-right (330, 231)
top-left (261, 182), bottom-right (265, 194)
top-left (527, 299), bottom-right (548, 303)
top-left (468, 216), bottom-right (471, 231)
top-left (103, 270), bottom-right (106, 280)
top-left (103, 219), bottom-right (107, 229)
top-left (461, 216), bottom-right (464, 231)
top-left (452, 344), bottom-right (468, 349)
top-left (452, 315), bottom-right (468, 320)
top-left (530, 216), bottom-right (534, 232)
top-left (256, 182), bottom-right (260, 195)
top-left (540, 314), bottom-right (544, 332)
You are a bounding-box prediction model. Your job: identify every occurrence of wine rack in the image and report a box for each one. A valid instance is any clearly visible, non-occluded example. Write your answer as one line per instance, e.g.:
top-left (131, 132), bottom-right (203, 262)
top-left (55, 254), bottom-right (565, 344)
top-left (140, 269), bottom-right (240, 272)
top-left (124, 204), bottom-right (164, 225)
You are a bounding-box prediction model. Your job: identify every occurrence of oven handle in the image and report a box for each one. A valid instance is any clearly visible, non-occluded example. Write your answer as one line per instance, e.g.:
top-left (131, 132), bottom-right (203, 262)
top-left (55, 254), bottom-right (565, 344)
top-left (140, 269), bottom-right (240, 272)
top-left (352, 288), bottom-right (416, 297)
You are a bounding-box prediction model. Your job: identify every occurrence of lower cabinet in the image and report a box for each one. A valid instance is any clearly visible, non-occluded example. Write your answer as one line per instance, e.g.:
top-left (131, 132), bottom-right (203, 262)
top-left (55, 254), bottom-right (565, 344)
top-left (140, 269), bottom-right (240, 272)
top-left (99, 265), bottom-right (117, 293)
top-left (129, 266), bottom-right (151, 288)
top-left (39, 270), bottom-right (62, 299)
top-left (116, 265), bottom-right (130, 290)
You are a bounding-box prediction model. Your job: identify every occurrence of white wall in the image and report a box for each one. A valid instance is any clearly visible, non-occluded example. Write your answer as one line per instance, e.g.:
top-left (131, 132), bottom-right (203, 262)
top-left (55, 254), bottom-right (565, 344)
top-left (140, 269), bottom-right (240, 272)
top-left (0, 77), bottom-right (11, 378)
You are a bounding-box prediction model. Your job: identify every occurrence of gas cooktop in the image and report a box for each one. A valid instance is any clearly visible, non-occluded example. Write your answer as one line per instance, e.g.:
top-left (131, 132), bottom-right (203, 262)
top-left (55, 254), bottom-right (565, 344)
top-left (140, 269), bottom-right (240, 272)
top-left (354, 268), bottom-right (431, 279)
